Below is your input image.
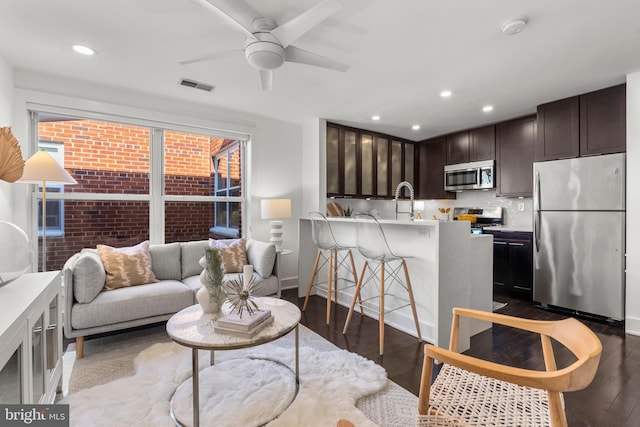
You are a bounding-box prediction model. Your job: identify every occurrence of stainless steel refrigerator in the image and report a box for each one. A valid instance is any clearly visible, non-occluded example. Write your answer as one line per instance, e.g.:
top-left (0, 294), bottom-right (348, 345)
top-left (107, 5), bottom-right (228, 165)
top-left (533, 153), bottom-right (626, 321)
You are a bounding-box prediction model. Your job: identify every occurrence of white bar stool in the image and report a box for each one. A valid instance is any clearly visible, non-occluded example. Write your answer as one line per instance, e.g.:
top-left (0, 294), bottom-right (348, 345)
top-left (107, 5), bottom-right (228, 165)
top-left (303, 212), bottom-right (362, 324)
top-left (342, 212), bottom-right (422, 355)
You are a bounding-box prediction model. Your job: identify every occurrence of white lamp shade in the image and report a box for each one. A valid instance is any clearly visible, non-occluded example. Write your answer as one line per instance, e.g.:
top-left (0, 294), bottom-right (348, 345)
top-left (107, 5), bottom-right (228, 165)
top-left (261, 199), bottom-right (291, 220)
top-left (18, 150), bottom-right (77, 184)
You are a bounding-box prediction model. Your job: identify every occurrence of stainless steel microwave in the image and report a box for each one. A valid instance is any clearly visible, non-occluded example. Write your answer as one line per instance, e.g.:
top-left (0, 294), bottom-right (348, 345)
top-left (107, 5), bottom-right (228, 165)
top-left (444, 160), bottom-right (495, 191)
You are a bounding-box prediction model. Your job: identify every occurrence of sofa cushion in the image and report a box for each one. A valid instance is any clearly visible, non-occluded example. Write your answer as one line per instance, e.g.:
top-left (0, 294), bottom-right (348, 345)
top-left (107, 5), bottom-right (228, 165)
top-left (149, 242), bottom-right (181, 280)
top-left (180, 240), bottom-right (209, 279)
top-left (72, 251), bottom-right (106, 304)
top-left (70, 280), bottom-right (193, 330)
top-left (182, 273), bottom-right (278, 297)
top-left (246, 239), bottom-right (276, 278)
top-left (97, 241), bottom-right (158, 290)
top-left (211, 238), bottom-right (247, 273)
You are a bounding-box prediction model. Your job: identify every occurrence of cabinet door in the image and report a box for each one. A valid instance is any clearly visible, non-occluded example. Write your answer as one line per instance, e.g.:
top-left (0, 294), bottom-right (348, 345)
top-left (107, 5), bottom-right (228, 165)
top-left (404, 142), bottom-right (415, 188)
top-left (580, 84), bottom-right (626, 156)
top-left (391, 140), bottom-right (403, 195)
top-left (326, 126), bottom-right (340, 195)
top-left (446, 131), bottom-right (469, 165)
top-left (535, 96), bottom-right (580, 161)
top-left (417, 138), bottom-right (456, 200)
top-left (343, 130), bottom-right (358, 196)
top-left (469, 125), bottom-right (495, 161)
top-left (509, 241), bottom-right (533, 299)
top-left (361, 134), bottom-right (374, 196)
top-left (493, 241), bottom-right (510, 293)
top-left (496, 116), bottom-right (536, 197)
top-left (376, 136), bottom-right (389, 197)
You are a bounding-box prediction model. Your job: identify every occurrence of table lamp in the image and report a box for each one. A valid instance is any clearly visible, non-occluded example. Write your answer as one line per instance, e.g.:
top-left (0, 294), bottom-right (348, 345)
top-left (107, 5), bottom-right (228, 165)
top-left (260, 199), bottom-right (291, 252)
top-left (18, 149), bottom-right (77, 271)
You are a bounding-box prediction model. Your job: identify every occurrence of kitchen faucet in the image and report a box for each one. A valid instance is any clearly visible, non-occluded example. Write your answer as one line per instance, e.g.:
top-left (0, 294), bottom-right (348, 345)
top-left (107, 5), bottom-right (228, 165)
top-left (394, 181), bottom-right (415, 220)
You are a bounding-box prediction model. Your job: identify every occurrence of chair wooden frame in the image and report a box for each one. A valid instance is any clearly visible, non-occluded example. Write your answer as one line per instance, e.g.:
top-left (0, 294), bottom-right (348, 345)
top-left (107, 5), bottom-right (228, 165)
top-left (418, 307), bottom-right (602, 427)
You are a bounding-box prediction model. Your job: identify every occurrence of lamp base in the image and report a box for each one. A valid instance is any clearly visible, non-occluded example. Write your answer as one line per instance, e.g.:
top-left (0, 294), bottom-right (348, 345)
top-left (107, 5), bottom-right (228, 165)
top-left (269, 220), bottom-right (284, 252)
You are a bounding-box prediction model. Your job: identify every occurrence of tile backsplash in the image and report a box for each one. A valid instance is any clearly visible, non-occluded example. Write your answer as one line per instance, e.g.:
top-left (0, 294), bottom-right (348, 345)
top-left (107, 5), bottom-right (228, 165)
top-left (328, 189), bottom-right (533, 231)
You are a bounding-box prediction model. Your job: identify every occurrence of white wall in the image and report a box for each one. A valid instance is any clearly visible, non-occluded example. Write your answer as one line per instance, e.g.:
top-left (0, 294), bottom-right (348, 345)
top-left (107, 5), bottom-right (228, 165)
top-left (10, 71), bottom-right (304, 283)
top-left (626, 71), bottom-right (640, 335)
top-left (0, 54), bottom-right (14, 221)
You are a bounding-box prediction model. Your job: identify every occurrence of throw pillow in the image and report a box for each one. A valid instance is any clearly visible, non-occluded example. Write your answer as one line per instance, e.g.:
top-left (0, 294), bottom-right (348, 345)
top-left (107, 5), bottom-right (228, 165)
top-left (72, 251), bottom-right (106, 303)
top-left (246, 239), bottom-right (276, 278)
top-left (211, 238), bottom-right (247, 273)
top-left (180, 240), bottom-right (209, 279)
top-left (97, 241), bottom-right (158, 290)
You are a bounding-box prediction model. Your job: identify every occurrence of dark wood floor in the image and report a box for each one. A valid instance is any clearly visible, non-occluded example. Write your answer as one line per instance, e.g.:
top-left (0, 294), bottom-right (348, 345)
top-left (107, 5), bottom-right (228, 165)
top-left (282, 289), bottom-right (640, 427)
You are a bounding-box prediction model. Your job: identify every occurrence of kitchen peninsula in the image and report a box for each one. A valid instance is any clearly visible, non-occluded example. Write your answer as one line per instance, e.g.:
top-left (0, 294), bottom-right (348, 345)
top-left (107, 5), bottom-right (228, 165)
top-left (298, 217), bottom-right (493, 351)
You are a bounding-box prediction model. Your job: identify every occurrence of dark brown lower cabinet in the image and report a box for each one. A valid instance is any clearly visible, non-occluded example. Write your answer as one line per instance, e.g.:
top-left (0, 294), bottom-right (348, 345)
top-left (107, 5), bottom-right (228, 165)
top-left (484, 230), bottom-right (533, 300)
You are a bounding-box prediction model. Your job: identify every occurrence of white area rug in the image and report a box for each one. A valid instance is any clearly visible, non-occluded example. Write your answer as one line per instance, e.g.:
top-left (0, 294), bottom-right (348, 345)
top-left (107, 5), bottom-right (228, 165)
top-left (61, 325), bottom-right (418, 427)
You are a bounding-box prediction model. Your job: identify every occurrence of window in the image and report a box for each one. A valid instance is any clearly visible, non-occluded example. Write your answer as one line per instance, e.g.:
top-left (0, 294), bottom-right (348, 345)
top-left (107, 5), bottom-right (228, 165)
top-left (31, 111), bottom-right (247, 271)
top-left (36, 142), bottom-right (65, 237)
top-left (211, 142), bottom-right (241, 238)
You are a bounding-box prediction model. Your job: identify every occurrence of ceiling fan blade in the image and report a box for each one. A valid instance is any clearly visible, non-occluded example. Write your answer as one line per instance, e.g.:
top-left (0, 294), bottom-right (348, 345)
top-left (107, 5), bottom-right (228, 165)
top-left (271, 0), bottom-right (342, 48)
top-left (178, 49), bottom-right (244, 65)
top-left (191, 0), bottom-right (258, 39)
top-left (259, 70), bottom-right (273, 91)
top-left (285, 45), bottom-right (349, 72)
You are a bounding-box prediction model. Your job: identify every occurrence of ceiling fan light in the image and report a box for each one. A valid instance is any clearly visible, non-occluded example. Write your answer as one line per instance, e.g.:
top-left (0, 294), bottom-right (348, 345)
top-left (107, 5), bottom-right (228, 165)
top-left (245, 39), bottom-right (285, 70)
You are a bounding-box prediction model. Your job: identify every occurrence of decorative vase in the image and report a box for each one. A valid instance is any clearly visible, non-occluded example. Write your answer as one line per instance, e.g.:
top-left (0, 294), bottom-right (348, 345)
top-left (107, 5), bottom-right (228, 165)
top-left (0, 221), bottom-right (33, 287)
top-left (197, 247), bottom-right (226, 316)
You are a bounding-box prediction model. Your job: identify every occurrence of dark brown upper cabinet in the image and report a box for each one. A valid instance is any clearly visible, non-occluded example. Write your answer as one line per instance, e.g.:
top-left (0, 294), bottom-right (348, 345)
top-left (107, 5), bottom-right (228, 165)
top-left (536, 83), bottom-right (626, 161)
top-left (417, 137), bottom-right (456, 200)
top-left (446, 131), bottom-right (470, 165)
top-left (580, 84), bottom-right (626, 156)
top-left (326, 122), bottom-right (416, 199)
top-left (469, 125), bottom-right (496, 161)
top-left (496, 115), bottom-right (536, 198)
top-left (536, 96), bottom-right (580, 161)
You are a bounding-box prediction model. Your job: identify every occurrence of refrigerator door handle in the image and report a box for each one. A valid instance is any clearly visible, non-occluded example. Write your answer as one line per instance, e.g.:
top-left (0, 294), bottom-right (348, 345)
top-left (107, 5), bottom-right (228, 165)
top-left (534, 170), bottom-right (541, 252)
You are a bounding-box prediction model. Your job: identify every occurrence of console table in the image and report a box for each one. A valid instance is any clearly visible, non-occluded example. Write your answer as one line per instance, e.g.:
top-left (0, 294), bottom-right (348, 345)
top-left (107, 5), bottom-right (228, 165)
top-left (0, 271), bottom-right (63, 404)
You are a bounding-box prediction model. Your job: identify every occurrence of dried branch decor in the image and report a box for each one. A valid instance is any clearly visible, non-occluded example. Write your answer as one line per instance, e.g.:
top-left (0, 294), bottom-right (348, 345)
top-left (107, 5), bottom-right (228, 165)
top-left (0, 127), bottom-right (25, 183)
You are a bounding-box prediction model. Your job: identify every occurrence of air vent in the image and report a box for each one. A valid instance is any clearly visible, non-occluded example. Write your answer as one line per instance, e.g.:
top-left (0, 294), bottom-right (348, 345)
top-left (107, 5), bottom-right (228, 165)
top-left (179, 78), bottom-right (215, 92)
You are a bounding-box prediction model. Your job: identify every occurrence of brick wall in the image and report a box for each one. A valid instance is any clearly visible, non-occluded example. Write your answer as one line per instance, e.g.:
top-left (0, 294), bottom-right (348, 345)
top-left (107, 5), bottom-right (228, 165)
top-left (37, 119), bottom-right (242, 271)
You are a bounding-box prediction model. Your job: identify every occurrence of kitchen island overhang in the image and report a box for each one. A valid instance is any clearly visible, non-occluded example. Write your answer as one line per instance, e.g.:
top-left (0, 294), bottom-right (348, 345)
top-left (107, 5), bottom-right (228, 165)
top-left (298, 217), bottom-right (493, 351)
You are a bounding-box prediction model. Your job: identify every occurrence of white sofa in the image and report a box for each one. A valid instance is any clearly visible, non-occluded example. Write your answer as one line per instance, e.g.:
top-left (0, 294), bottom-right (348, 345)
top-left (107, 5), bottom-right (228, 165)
top-left (62, 238), bottom-right (279, 358)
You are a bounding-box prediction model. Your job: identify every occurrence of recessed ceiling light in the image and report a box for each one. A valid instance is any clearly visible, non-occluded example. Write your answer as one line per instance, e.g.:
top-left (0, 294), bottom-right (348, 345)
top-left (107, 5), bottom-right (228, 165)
top-left (371, 115), bottom-right (381, 121)
top-left (72, 44), bottom-right (96, 56)
top-left (440, 90), bottom-right (452, 98)
top-left (412, 125), bottom-right (420, 130)
top-left (482, 105), bottom-right (494, 112)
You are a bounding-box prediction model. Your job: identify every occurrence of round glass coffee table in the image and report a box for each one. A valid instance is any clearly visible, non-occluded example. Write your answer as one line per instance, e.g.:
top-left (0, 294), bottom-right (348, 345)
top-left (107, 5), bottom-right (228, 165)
top-left (166, 297), bottom-right (301, 427)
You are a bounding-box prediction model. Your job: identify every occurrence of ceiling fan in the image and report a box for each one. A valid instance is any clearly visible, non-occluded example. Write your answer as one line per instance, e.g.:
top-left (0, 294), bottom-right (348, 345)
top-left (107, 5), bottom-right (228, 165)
top-left (182, 0), bottom-right (349, 90)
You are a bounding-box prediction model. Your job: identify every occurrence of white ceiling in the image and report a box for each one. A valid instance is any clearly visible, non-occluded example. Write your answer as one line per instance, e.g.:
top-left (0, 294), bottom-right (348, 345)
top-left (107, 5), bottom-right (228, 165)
top-left (1, 0), bottom-right (639, 141)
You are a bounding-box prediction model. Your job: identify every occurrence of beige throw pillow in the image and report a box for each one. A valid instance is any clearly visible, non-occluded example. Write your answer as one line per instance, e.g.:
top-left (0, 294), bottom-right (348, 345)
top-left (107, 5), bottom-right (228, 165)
top-left (211, 239), bottom-right (247, 273)
top-left (97, 241), bottom-right (158, 290)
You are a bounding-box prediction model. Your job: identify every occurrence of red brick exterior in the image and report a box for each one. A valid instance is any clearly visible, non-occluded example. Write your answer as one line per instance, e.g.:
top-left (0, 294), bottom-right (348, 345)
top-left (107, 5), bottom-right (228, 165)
top-left (37, 119), bottom-right (242, 271)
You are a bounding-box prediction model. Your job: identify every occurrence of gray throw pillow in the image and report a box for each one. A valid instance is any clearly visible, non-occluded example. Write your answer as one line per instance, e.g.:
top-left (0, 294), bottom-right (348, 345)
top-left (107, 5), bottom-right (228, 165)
top-left (246, 239), bottom-right (276, 278)
top-left (149, 242), bottom-right (181, 280)
top-left (180, 240), bottom-right (209, 279)
top-left (73, 251), bottom-right (106, 303)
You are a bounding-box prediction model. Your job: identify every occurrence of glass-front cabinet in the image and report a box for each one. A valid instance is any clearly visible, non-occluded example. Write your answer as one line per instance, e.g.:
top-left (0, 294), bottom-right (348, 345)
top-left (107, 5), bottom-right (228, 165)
top-left (0, 271), bottom-right (62, 404)
top-left (326, 122), bottom-right (417, 199)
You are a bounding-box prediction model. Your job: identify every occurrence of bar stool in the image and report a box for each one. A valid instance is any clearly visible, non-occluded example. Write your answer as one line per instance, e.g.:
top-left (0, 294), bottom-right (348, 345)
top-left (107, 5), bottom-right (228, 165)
top-left (342, 213), bottom-right (422, 355)
top-left (303, 212), bottom-right (362, 324)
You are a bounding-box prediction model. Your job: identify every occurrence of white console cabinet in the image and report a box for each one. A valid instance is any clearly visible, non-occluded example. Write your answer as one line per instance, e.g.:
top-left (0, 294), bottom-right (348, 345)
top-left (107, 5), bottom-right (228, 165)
top-left (0, 271), bottom-right (63, 404)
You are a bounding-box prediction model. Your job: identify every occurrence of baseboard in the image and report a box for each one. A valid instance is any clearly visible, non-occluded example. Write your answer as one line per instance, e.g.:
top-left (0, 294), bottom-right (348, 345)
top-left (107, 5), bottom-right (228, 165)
top-left (280, 277), bottom-right (299, 292)
top-left (625, 316), bottom-right (640, 336)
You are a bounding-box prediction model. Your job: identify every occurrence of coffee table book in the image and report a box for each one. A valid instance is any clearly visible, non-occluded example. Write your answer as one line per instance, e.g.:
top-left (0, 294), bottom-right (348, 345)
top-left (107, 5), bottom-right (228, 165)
top-left (215, 309), bottom-right (272, 331)
top-left (214, 315), bottom-right (274, 338)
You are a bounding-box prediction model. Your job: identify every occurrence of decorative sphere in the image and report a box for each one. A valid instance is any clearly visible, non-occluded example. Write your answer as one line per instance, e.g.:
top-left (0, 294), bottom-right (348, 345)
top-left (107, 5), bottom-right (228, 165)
top-left (0, 221), bottom-right (33, 287)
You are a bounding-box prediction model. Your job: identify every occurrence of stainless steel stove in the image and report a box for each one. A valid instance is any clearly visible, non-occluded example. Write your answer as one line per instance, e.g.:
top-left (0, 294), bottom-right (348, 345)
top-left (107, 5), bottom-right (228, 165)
top-left (452, 207), bottom-right (503, 233)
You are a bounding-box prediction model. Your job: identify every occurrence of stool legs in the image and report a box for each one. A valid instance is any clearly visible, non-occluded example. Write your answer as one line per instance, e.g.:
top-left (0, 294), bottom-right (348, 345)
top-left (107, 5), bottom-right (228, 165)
top-left (343, 261), bottom-right (368, 335)
top-left (326, 250), bottom-right (334, 324)
top-left (379, 261), bottom-right (385, 355)
top-left (402, 259), bottom-right (422, 342)
top-left (303, 251), bottom-right (322, 311)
